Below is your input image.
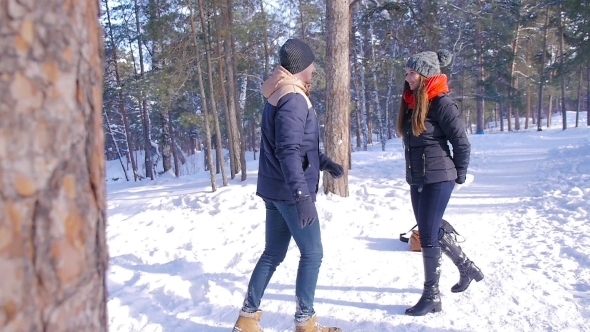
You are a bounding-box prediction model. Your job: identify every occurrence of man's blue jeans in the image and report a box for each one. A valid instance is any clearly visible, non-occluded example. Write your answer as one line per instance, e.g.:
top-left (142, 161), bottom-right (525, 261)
top-left (241, 199), bottom-right (323, 322)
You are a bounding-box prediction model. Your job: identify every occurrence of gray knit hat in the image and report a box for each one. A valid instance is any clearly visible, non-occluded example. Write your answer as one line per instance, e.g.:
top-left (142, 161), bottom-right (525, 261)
top-left (406, 49), bottom-right (453, 78)
top-left (279, 38), bottom-right (315, 74)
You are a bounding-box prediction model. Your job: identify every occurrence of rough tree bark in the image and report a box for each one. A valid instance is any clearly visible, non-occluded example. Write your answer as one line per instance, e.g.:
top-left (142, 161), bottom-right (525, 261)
top-left (323, 0), bottom-right (350, 197)
top-left (0, 0), bottom-right (108, 331)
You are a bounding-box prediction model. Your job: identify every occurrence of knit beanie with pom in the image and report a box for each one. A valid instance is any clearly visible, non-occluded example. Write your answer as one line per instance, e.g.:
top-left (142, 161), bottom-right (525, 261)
top-left (406, 49), bottom-right (453, 78)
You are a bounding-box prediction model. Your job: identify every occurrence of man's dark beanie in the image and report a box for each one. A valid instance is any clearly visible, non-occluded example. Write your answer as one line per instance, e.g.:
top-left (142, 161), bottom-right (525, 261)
top-left (279, 38), bottom-right (315, 74)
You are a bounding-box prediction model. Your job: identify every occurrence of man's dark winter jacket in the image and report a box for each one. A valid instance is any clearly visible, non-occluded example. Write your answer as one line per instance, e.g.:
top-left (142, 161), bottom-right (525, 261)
top-left (402, 94), bottom-right (470, 186)
top-left (256, 67), bottom-right (331, 203)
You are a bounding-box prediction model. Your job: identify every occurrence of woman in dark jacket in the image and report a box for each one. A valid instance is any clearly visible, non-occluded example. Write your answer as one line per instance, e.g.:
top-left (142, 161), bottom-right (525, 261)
top-left (398, 49), bottom-right (484, 316)
top-left (233, 38), bottom-right (342, 332)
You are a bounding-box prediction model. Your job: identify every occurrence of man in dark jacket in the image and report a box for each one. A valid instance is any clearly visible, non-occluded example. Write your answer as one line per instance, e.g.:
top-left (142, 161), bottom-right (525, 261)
top-left (233, 38), bottom-right (342, 332)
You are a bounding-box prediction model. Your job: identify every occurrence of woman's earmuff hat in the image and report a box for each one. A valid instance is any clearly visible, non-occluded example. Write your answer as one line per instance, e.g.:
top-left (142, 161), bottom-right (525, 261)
top-left (406, 49), bottom-right (453, 78)
top-left (279, 38), bottom-right (315, 75)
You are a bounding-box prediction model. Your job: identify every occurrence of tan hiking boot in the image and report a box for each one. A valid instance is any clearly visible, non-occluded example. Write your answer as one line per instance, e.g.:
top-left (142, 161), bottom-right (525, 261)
top-left (294, 314), bottom-right (342, 332)
top-left (233, 310), bottom-right (263, 332)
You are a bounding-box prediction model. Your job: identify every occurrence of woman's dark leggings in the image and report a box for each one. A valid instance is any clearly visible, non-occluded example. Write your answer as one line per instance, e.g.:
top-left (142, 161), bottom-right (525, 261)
top-left (410, 181), bottom-right (455, 247)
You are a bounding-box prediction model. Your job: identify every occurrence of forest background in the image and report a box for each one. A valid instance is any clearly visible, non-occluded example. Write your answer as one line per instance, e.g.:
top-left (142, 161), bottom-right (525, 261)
top-left (101, 0), bottom-right (590, 188)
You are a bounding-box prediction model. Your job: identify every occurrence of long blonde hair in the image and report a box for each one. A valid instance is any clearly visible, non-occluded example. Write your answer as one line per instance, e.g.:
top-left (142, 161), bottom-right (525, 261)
top-left (396, 76), bottom-right (429, 137)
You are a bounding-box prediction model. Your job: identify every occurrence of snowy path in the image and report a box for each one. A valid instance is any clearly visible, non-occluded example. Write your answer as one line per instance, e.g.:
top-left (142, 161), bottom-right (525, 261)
top-left (106, 126), bottom-right (590, 332)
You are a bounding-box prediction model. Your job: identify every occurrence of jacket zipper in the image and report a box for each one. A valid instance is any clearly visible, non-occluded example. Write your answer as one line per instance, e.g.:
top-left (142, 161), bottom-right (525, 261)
top-left (422, 153), bottom-right (426, 176)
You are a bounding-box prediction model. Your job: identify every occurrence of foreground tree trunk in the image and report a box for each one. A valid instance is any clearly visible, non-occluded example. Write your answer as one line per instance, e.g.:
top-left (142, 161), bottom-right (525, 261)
top-left (0, 0), bottom-right (108, 331)
top-left (323, 0), bottom-right (350, 197)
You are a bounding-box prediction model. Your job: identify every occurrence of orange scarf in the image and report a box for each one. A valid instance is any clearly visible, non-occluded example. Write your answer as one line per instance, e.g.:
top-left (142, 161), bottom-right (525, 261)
top-left (402, 74), bottom-right (449, 109)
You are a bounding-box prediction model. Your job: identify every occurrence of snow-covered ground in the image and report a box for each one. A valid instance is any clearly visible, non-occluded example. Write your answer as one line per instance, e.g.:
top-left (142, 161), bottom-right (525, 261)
top-left (106, 113), bottom-right (590, 332)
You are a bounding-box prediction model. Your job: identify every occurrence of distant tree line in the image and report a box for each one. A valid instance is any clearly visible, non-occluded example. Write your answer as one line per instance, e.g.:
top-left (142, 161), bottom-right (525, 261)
top-left (101, 0), bottom-right (590, 190)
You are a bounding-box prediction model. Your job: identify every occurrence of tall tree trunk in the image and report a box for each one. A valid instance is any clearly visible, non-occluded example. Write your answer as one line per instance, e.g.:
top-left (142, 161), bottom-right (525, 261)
top-left (219, 3), bottom-right (246, 180)
top-left (103, 110), bottom-right (129, 181)
top-left (525, 84), bottom-right (531, 129)
top-left (198, 0), bottom-right (228, 186)
top-left (384, 54), bottom-right (397, 139)
top-left (493, 103), bottom-right (497, 128)
top-left (351, 56), bottom-right (362, 148)
top-left (576, 69), bottom-right (582, 128)
top-left (558, 3), bottom-right (567, 130)
top-left (161, 109), bottom-right (172, 173)
top-left (169, 110), bottom-right (181, 177)
top-left (104, 0), bottom-right (138, 181)
top-left (133, 0), bottom-right (154, 179)
top-left (499, 102), bottom-right (504, 132)
top-left (148, 0), bottom-right (162, 70)
top-left (350, 7), bottom-right (362, 147)
top-left (537, 6), bottom-right (549, 131)
top-left (187, 0), bottom-right (217, 191)
top-left (174, 141), bottom-right (187, 164)
top-left (367, 103), bottom-right (374, 144)
top-left (507, 98), bottom-right (512, 131)
top-left (250, 121), bottom-right (257, 160)
top-left (508, 13), bottom-right (521, 132)
top-left (547, 95), bottom-right (553, 127)
top-left (323, 0), bottom-right (350, 197)
top-left (220, 0), bottom-right (246, 181)
top-left (0, 0), bottom-right (108, 330)
top-left (226, 0), bottom-right (247, 181)
top-left (298, 0), bottom-right (307, 39)
top-left (355, 99), bottom-right (362, 148)
top-left (213, 15), bottom-right (236, 180)
top-left (466, 107), bottom-right (472, 134)
top-left (514, 77), bottom-right (520, 130)
top-left (461, 64), bottom-right (472, 133)
top-left (355, 40), bottom-right (368, 150)
top-left (260, 0), bottom-right (270, 79)
top-left (587, 64), bottom-right (590, 126)
top-left (363, 22), bottom-right (372, 145)
top-left (476, 20), bottom-right (485, 134)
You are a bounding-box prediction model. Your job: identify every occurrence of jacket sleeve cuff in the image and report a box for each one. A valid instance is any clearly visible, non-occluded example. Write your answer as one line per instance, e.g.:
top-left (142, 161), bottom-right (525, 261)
top-left (294, 189), bottom-right (311, 201)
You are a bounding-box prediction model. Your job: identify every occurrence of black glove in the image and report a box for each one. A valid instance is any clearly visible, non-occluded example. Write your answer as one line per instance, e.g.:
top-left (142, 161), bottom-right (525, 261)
top-left (455, 174), bottom-right (466, 184)
top-left (324, 160), bottom-right (344, 179)
top-left (295, 196), bottom-right (317, 229)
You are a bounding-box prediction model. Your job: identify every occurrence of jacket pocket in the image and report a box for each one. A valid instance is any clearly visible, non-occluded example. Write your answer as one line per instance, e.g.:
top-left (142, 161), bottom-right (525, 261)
top-left (301, 154), bottom-right (309, 171)
top-left (305, 151), bottom-right (315, 172)
top-left (422, 153), bottom-right (426, 176)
